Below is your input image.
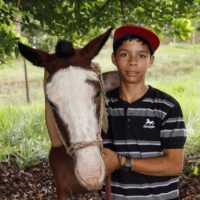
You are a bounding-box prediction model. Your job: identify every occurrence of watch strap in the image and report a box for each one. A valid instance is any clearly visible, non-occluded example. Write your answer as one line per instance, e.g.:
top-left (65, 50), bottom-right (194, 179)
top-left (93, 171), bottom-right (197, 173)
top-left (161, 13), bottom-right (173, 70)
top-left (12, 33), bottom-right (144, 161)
top-left (122, 157), bottom-right (132, 172)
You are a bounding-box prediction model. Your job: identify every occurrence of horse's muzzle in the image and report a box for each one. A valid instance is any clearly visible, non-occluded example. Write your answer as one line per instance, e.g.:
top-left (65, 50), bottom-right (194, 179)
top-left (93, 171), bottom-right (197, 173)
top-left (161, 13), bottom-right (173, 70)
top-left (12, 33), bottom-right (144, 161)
top-left (74, 146), bottom-right (105, 191)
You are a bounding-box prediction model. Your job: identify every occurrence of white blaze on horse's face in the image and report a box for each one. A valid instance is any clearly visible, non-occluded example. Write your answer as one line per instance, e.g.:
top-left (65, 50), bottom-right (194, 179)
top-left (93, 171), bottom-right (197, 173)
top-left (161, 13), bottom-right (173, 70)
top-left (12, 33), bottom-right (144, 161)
top-left (46, 66), bottom-right (105, 190)
top-left (18, 27), bottom-right (113, 192)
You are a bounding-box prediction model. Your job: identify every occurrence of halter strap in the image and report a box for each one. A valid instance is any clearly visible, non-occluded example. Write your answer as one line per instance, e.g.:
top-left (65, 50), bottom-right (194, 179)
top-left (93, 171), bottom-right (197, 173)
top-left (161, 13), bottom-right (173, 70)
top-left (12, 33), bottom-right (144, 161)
top-left (91, 63), bottom-right (108, 134)
top-left (53, 118), bottom-right (103, 157)
top-left (67, 137), bottom-right (103, 156)
top-left (52, 63), bottom-right (108, 157)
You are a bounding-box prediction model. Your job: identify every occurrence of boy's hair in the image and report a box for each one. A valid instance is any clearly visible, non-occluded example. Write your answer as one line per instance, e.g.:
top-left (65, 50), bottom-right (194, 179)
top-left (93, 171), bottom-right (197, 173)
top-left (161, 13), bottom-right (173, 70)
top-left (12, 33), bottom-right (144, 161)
top-left (113, 35), bottom-right (153, 56)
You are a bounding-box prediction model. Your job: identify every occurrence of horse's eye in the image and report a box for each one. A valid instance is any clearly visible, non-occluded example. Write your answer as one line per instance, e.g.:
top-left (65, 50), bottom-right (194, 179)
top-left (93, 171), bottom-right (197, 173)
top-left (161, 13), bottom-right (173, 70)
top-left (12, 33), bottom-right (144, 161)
top-left (95, 91), bottom-right (101, 98)
top-left (48, 100), bottom-right (58, 111)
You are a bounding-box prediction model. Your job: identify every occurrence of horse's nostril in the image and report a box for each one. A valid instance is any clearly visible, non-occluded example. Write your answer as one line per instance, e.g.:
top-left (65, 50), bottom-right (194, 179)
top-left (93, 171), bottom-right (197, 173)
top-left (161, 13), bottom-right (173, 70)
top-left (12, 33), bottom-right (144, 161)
top-left (75, 168), bottom-right (104, 190)
top-left (84, 178), bottom-right (103, 191)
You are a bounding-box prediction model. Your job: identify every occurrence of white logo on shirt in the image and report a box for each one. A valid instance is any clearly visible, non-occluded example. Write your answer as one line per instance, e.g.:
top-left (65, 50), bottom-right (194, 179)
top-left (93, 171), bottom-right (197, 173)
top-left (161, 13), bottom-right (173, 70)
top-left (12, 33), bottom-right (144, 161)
top-left (108, 97), bottom-right (118, 103)
top-left (143, 118), bottom-right (155, 129)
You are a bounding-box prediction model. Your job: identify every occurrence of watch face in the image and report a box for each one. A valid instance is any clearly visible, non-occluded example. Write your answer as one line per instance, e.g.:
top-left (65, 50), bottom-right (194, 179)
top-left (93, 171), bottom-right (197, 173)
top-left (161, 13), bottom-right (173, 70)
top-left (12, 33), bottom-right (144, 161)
top-left (125, 158), bottom-right (132, 168)
top-left (122, 157), bottom-right (132, 172)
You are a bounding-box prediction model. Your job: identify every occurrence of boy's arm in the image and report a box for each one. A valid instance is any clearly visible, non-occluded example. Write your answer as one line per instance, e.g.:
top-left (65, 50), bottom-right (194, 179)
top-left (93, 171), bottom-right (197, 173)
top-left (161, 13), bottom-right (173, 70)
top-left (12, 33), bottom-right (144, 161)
top-left (44, 70), bottom-right (62, 147)
top-left (129, 148), bottom-right (184, 176)
top-left (103, 148), bottom-right (183, 176)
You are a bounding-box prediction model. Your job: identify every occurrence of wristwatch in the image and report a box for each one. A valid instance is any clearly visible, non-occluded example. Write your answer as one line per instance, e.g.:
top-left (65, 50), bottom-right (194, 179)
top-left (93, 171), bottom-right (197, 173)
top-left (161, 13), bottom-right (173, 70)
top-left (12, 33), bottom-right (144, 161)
top-left (122, 157), bottom-right (132, 172)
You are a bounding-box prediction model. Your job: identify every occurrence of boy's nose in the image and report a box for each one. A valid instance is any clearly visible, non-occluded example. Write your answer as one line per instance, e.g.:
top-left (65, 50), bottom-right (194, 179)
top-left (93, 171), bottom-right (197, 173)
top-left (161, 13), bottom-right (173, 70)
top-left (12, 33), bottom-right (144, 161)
top-left (129, 55), bottom-right (138, 66)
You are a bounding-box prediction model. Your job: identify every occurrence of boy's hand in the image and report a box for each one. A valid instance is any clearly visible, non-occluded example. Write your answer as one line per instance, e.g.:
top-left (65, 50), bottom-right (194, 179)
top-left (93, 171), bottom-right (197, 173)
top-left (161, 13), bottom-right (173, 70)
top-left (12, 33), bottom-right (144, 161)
top-left (102, 148), bottom-right (119, 177)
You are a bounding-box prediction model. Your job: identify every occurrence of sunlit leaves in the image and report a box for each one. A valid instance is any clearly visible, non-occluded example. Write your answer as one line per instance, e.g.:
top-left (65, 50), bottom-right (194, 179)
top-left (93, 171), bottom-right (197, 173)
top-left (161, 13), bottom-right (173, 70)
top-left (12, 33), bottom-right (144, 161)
top-left (193, 165), bottom-right (199, 176)
top-left (172, 18), bottom-right (195, 40)
top-left (0, 0), bottom-right (200, 64)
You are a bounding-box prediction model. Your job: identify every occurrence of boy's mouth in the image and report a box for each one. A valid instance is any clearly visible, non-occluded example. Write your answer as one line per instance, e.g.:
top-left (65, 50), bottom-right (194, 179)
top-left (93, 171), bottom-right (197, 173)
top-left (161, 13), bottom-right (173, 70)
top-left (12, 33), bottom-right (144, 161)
top-left (125, 71), bottom-right (139, 76)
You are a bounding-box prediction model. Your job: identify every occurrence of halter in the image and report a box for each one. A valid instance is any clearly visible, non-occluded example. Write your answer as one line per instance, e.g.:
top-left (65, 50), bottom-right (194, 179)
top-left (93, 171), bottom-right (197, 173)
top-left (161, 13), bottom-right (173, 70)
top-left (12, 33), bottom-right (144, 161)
top-left (50, 64), bottom-right (110, 200)
top-left (52, 63), bottom-right (108, 157)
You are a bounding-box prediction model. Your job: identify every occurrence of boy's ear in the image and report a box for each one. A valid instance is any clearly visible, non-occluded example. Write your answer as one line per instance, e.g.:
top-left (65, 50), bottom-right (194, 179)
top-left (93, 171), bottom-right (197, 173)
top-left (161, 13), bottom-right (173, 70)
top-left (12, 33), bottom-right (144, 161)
top-left (149, 55), bottom-right (155, 66)
top-left (18, 43), bottom-right (51, 67)
top-left (111, 53), bottom-right (117, 66)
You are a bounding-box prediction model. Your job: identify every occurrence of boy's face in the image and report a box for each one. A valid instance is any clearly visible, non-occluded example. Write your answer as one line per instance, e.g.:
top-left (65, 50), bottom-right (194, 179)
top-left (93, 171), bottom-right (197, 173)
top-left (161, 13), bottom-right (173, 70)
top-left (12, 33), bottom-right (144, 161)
top-left (112, 39), bottom-right (154, 85)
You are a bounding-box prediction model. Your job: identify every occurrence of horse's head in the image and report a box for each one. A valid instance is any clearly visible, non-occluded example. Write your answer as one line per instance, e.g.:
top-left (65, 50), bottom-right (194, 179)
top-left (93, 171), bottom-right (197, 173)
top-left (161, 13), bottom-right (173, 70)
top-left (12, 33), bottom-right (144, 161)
top-left (18, 28), bottom-right (117, 191)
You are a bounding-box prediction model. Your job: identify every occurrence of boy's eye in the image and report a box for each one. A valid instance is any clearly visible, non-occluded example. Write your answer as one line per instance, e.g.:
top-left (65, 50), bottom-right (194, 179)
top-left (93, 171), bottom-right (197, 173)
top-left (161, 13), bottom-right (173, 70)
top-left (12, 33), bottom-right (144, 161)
top-left (140, 54), bottom-right (147, 58)
top-left (119, 52), bottom-right (128, 57)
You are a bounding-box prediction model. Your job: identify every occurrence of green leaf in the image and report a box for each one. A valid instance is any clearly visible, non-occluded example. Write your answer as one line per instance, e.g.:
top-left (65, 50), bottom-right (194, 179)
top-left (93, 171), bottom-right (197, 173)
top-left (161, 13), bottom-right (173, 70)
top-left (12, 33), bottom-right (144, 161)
top-left (193, 165), bottom-right (199, 176)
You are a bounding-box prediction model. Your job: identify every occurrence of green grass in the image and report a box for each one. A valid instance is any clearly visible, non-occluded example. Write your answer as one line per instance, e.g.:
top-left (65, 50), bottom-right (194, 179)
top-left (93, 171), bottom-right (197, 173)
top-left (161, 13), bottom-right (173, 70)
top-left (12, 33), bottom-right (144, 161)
top-left (0, 43), bottom-right (200, 168)
top-left (0, 59), bottom-right (44, 106)
top-left (0, 103), bottom-right (50, 168)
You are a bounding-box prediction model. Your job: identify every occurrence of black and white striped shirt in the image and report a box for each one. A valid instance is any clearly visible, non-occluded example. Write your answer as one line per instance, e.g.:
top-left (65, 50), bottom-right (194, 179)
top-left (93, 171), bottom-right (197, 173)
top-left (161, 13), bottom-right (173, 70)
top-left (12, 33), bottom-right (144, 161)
top-left (101, 86), bottom-right (186, 200)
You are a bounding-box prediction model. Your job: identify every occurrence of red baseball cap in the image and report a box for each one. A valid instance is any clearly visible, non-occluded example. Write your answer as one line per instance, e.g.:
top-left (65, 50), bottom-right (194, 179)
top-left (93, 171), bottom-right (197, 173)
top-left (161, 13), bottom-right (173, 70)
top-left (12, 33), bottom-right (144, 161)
top-left (113, 24), bottom-right (160, 54)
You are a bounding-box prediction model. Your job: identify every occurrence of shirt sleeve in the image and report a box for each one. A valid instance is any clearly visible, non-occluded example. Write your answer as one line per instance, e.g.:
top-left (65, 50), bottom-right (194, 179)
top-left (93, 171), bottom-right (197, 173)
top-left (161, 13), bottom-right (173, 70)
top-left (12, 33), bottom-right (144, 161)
top-left (160, 102), bottom-right (187, 149)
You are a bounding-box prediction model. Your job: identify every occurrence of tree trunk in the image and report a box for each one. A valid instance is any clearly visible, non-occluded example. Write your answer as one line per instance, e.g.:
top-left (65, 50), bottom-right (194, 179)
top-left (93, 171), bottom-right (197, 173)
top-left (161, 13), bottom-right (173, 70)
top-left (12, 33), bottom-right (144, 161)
top-left (192, 31), bottom-right (195, 45)
top-left (173, 35), bottom-right (176, 43)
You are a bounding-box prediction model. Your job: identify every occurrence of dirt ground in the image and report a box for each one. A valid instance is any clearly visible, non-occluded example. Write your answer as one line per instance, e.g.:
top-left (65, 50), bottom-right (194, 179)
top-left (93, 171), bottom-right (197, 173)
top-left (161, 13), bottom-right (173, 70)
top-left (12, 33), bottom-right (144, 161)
top-left (0, 155), bottom-right (200, 200)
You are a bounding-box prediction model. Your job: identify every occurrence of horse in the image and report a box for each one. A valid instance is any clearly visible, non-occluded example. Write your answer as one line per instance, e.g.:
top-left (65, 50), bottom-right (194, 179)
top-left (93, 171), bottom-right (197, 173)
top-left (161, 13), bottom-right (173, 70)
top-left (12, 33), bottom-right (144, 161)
top-left (18, 28), bottom-right (119, 199)
top-left (145, 119), bottom-right (155, 126)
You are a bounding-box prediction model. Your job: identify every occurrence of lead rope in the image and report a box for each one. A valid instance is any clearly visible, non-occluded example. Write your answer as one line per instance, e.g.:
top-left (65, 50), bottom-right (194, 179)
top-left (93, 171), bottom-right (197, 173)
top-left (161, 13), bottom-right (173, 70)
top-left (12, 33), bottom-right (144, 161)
top-left (52, 115), bottom-right (74, 156)
top-left (52, 63), bottom-right (111, 199)
top-left (105, 175), bottom-right (111, 200)
top-left (91, 63), bottom-right (111, 200)
top-left (52, 64), bottom-right (108, 157)
top-left (91, 63), bottom-right (108, 134)
top-left (98, 69), bottom-right (111, 200)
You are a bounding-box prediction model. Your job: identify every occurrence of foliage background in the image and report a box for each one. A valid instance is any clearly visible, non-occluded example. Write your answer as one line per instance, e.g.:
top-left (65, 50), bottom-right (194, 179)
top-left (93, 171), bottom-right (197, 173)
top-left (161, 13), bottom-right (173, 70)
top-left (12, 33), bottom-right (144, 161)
top-left (0, 0), bottom-right (200, 173)
top-left (1, 0), bottom-right (200, 64)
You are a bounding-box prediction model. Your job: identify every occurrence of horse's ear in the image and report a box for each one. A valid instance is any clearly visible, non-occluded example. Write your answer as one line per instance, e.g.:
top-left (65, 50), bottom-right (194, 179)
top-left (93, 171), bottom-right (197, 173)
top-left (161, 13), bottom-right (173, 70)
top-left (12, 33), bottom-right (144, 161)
top-left (18, 43), bottom-right (51, 67)
top-left (103, 70), bottom-right (120, 92)
top-left (81, 27), bottom-right (113, 60)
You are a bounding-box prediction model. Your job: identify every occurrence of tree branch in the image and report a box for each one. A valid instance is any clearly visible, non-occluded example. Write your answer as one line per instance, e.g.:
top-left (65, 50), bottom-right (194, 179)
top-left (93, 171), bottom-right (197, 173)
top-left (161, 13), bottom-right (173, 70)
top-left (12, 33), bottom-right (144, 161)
top-left (0, 15), bottom-right (26, 26)
top-left (86, 0), bottom-right (111, 20)
top-left (119, 0), bottom-right (126, 24)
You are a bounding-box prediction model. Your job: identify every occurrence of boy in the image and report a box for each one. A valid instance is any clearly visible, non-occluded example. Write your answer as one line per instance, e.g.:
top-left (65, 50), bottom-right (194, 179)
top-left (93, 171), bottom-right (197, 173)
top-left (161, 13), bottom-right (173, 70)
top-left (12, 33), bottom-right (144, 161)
top-left (101, 24), bottom-right (186, 200)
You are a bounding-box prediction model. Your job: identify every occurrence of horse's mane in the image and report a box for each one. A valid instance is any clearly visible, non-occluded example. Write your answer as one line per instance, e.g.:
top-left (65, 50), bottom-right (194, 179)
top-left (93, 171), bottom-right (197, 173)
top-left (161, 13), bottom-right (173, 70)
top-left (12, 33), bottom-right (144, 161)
top-left (55, 40), bottom-right (75, 59)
